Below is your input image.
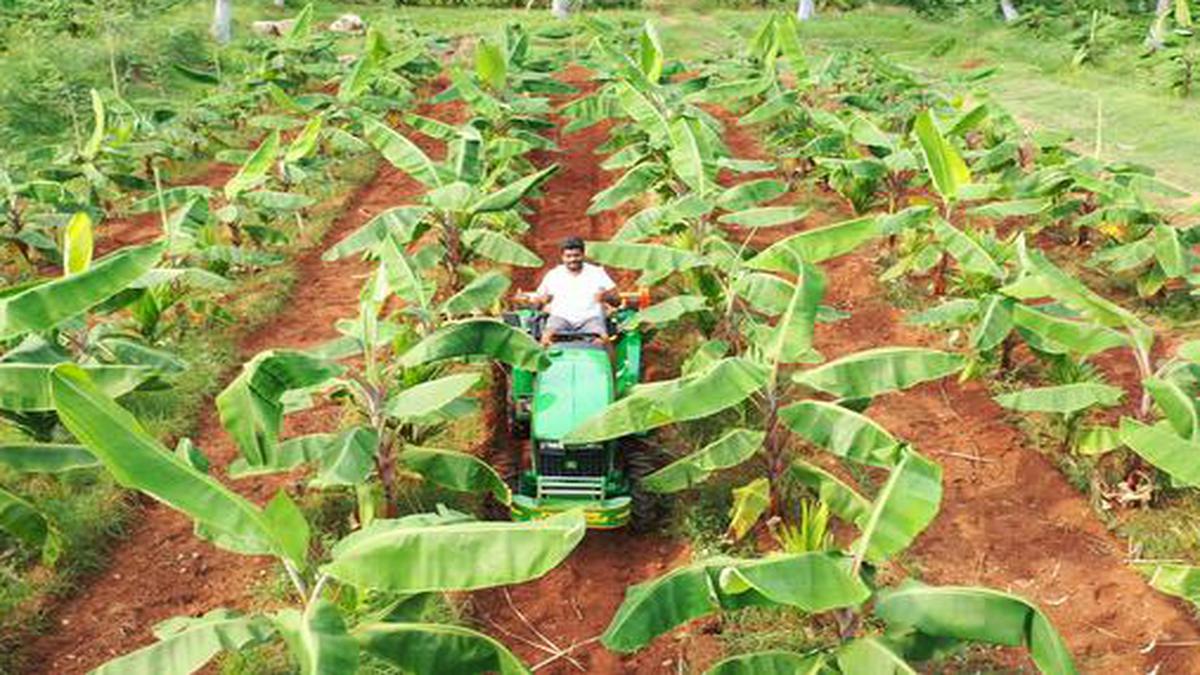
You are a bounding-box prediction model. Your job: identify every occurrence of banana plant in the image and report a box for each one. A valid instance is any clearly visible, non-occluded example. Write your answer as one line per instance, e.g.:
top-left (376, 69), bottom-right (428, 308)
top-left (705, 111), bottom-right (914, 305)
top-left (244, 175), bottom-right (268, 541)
top-left (217, 255), bottom-right (550, 520)
top-left (354, 118), bottom-right (556, 290)
top-left (48, 364), bottom-right (586, 674)
top-left (566, 242), bottom-right (962, 544)
top-left (0, 238), bottom-right (175, 560)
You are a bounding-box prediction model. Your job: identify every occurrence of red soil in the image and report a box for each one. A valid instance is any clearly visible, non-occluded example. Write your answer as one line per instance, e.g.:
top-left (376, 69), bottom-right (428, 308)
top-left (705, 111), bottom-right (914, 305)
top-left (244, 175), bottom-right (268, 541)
top-left (714, 107), bottom-right (1200, 672)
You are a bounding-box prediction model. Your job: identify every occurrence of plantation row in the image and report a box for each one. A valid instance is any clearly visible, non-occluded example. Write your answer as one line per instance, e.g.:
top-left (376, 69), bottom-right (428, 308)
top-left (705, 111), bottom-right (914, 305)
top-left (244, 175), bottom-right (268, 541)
top-left (4, 4), bottom-right (1200, 673)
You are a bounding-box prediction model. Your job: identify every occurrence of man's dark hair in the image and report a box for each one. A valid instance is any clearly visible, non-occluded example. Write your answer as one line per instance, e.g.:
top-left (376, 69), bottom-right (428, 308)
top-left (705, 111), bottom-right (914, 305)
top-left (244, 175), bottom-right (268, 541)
top-left (561, 236), bottom-right (585, 252)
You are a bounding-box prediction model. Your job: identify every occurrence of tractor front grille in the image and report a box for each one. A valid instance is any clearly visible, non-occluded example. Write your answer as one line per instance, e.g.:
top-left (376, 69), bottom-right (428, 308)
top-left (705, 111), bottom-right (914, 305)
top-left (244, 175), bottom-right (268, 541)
top-left (536, 443), bottom-right (607, 477)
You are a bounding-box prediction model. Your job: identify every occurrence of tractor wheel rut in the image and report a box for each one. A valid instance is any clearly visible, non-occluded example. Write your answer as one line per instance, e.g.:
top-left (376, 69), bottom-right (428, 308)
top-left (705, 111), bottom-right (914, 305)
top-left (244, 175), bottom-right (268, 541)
top-left (469, 66), bottom-right (717, 675)
top-left (714, 107), bottom-right (1200, 673)
top-left (17, 99), bottom-right (458, 674)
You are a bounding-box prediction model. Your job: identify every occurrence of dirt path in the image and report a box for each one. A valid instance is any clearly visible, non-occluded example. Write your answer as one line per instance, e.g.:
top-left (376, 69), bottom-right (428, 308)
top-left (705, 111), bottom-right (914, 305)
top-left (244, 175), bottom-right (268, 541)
top-left (469, 67), bottom-right (719, 675)
top-left (18, 115), bottom-right (446, 674)
top-left (712, 110), bottom-right (1200, 672)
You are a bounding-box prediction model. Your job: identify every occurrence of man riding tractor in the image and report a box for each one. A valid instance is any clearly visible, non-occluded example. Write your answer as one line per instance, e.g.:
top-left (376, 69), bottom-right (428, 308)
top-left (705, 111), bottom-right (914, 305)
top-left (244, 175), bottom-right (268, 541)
top-left (500, 237), bottom-right (662, 530)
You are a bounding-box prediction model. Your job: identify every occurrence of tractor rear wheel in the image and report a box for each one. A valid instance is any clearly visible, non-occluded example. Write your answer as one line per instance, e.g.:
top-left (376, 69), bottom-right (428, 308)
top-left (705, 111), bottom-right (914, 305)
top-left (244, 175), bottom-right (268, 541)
top-left (624, 439), bottom-right (668, 533)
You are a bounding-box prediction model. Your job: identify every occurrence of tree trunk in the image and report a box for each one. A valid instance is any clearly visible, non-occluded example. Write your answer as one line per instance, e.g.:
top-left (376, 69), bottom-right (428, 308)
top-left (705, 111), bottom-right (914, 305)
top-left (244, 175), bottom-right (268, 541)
top-left (552, 0), bottom-right (572, 19)
top-left (1148, 0), bottom-right (1172, 48)
top-left (797, 0), bottom-right (816, 21)
top-left (212, 0), bottom-right (232, 44)
top-left (1000, 0), bottom-right (1020, 22)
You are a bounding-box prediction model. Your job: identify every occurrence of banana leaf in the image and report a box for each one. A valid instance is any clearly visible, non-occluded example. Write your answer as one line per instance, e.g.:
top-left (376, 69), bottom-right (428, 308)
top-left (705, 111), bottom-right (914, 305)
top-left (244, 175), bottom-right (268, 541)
top-left (401, 446), bottom-right (510, 503)
top-left (780, 400), bottom-right (901, 467)
top-left (322, 510), bottom-right (585, 592)
top-left (1120, 419), bottom-right (1200, 487)
top-left (601, 553), bottom-right (869, 653)
top-left (852, 449), bottom-right (942, 564)
top-left (913, 109), bottom-right (970, 202)
top-left (836, 637), bottom-right (916, 674)
top-left (788, 459), bottom-right (871, 525)
top-left (461, 230), bottom-right (542, 267)
top-left (719, 206), bottom-right (810, 229)
top-left (586, 240), bottom-right (706, 273)
top-left (361, 117), bottom-right (441, 187)
top-left (439, 272), bottom-right (510, 316)
top-left (225, 131), bottom-right (280, 200)
top-left (874, 582), bottom-right (1077, 674)
top-left (728, 477), bottom-right (771, 540)
top-left (1144, 377), bottom-right (1198, 439)
top-left (564, 357), bottom-right (768, 443)
top-left (322, 206), bottom-right (430, 261)
top-left (932, 220), bottom-right (1003, 279)
top-left (0, 241), bottom-right (165, 340)
top-left (399, 319), bottom-right (550, 372)
top-left (794, 348), bottom-right (963, 398)
top-left (274, 600), bottom-right (357, 675)
top-left (471, 165), bottom-right (558, 214)
top-left (357, 622), bottom-right (528, 675)
top-left (92, 610), bottom-right (275, 675)
top-left (0, 486), bottom-right (53, 555)
top-left (588, 163), bottom-right (664, 214)
top-left (706, 651), bottom-right (822, 675)
top-left (642, 428), bottom-right (764, 493)
top-left (0, 363), bottom-right (157, 412)
top-left (746, 217), bottom-right (880, 273)
top-left (993, 383), bottom-right (1123, 415)
top-left (0, 443), bottom-right (96, 472)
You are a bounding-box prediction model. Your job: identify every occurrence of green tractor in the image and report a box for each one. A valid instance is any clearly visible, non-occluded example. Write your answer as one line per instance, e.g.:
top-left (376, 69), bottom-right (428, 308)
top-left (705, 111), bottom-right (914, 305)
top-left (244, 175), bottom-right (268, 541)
top-left (500, 291), bottom-right (662, 530)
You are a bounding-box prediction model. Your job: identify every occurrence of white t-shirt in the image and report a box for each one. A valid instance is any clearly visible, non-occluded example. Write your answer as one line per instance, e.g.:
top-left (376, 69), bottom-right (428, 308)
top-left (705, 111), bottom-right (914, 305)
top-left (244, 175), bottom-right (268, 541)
top-left (536, 263), bottom-right (616, 323)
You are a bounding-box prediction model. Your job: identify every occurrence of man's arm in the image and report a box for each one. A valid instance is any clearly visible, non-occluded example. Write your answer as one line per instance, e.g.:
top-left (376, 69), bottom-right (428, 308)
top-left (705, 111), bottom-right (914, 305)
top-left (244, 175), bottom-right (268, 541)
top-left (594, 267), bottom-right (620, 306)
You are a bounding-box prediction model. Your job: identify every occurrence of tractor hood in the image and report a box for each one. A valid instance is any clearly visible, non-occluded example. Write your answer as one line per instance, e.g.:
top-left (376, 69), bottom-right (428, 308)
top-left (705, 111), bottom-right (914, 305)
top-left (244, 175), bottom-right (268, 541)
top-left (532, 345), bottom-right (614, 442)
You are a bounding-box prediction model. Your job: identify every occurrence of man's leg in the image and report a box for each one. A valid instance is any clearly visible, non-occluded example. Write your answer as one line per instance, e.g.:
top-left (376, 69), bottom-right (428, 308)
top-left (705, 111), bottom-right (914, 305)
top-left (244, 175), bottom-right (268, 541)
top-left (580, 315), bottom-right (615, 366)
top-left (542, 315), bottom-right (571, 346)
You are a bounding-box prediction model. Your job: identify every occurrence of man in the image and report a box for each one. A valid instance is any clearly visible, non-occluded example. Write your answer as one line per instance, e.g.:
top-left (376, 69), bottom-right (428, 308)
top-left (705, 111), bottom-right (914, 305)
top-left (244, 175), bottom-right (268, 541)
top-left (530, 237), bottom-right (618, 346)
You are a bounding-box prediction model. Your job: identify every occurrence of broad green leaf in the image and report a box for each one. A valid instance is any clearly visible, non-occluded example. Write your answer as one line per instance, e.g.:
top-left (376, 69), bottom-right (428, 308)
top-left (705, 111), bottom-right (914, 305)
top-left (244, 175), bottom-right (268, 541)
top-left (638, 21), bottom-right (664, 82)
top-left (286, 116), bottom-right (324, 163)
top-left (276, 600), bottom-right (357, 675)
top-left (322, 206), bottom-right (430, 261)
top-left (747, 217), bottom-right (880, 273)
top-left (733, 272), bottom-right (795, 316)
top-left (794, 348), bottom-right (963, 398)
top-left (601, 554), bottom-right (869, 653)
top-left (1145, 377), bottom-right (1198, 438)
top-left (439, 272), bottom-right (510, 316)
top-left (0, 241), bottom-right (165, 340)
top-left (764, 260), bottom-right (824, 364)
top-left (309, 427), bottom-right (377, 488)
top-left (668, 118), bottom-right (712, 195)
top-left (728, 477), bottom-right (771, 541)
top-left (1008, 243), bottom-right (1154, 357)
top-left (1076, 425), bottom-right (1121, 456)
top-left (932, 220), bottom-right (1003, 279)
top-left (51, 365), bottom-right (280, 556)
top-left (361, 117), bottom-right (441, 187)
top-left (717, 179), bottom-right (788, 211)
top-left (461, 230), bottom-right (542, 267)
top-left (643, 429), bottom-right (764, 493)
top-left (225, 132), bottom-right (280, 200)
top-left (565, 358), bottom-right (768, 443)
top-left (263, 491), bottom-right (310, 568)
top-left (401, 446), bottom-right (510, 503)
top-left (0, 363), bottom-right (156, 412)
top-left (92, 610), bottom-right (275, 675)
top-left (875, 582), bottom-right (1078, 675)
top-left (1138, 563), bottom-right (1200, 607)
top-left (357, 622), bottom-right (528, 675)
top-left (0, 443), bottom-right (97, 473)
top-left (913, 109), bottom-right (971, 202)
top-left (617, 84), bottom-right (671, 147)
top-left (626, 295), bottom-right (709, 327)
top-left (471, 165), bottom-right (558, 214)
top-left (775, 14), bottom-right (809, 77)
top-left (1154, 225), bottom-right (1186, 277)
top-left (399, 319), bottom-right (550, 372)
top-left (474, 39), bottom-right (508, 90)
top-left (0, 486), bottom-right (51, 554)
top-left (322, 510), bottom-right (585, 592)
top-left (588, 163), bottom-right (664, 215)
top-left (216, 351), bottom-right (342, 467)
top-left (1120, 418), bottom-right (1200, 487)
top-left (719, 206), bottom-right (810, 229)
top-left (241, 191), bottom-right (315, 212)
top-left (1011, 304), bottom-right (1129, 357)
top-left (971, 295), bottom-right (1013, 352)
top-left (836, 637), bottom-right (916, 674)
top-left (852, 449), bottom-right (942, 564)
top-left (63, 212), bottom-right (93, 276)
top-left (380, 232), bottom-right (434, 311)
top-left (788, 459), bottom-right (871, 525)
top-left (706, 651), bottom-right (822, 675)
top-left (993, 383), bottom-right (1124, 415)
top-left (780, 400), bottom-right (901, 467)
top-left (586, 240), bottom-right (705, 273)
top-left (907, 299), bottom-right (979, 327)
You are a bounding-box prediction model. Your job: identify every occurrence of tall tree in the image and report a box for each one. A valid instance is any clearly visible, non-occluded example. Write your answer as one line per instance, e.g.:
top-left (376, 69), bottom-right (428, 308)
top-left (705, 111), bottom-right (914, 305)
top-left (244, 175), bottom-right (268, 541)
top-left (797, 0), bottom-right (816, 20)
top-left (212, 0), bottom-right (232, 44)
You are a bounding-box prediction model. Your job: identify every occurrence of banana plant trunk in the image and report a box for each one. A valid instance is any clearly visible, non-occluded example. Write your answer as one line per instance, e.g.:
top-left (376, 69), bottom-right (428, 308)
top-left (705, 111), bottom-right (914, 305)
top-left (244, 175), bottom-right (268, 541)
top-left (1000, 0), bottom-right (1020, 22)
top-left (797, 0), bottom-right (816, 21)
top-left (552, 0), bottom-right (572, 19)
top-left (212, 0), bottom-right (232, 44)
